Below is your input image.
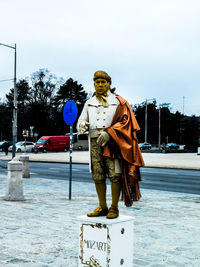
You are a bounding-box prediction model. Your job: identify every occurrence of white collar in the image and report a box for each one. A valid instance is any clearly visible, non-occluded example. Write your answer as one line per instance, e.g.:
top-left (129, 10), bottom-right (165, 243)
top-left (87, 90), bottom-right (119, 106)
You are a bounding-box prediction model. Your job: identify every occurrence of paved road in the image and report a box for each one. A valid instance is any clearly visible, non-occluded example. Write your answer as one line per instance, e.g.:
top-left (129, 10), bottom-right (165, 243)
top-left (2, 161), bottom-right (199, 195)
top-left (141, 167), bottom-right (200, 194)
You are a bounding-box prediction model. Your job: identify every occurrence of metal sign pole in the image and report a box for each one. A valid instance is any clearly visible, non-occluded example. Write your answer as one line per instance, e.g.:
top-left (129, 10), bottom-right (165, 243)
top-left (63, 100), bottom-right (77, 200)
top-left (69, 124), bottom-right (73, 200)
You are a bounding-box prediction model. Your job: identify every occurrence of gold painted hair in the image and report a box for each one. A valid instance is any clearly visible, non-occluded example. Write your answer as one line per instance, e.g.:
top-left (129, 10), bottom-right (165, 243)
top-left (93, 70), bottom-right (112, 84)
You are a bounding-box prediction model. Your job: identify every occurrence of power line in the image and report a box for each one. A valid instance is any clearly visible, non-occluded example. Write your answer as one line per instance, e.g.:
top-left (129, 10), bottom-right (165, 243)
top-left (0, 78), bottom-right (13, 83)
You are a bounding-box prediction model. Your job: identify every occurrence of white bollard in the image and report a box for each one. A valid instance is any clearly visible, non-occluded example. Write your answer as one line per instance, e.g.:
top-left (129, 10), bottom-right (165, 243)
top-left (197, 147), bottom-right (200, 155)
top-left (4, 158), bottom-right (24, 201)
top-left (19, 154), bottom-right (30, 178)
top-left (77, 215), bottom-right (134, 267)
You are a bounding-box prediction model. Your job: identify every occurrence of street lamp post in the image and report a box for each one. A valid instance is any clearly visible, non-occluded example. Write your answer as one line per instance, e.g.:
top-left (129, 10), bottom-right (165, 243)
top-left (158, 105), bottom-right (161, 150)
top-left (158, 103), bottom-right (170, 150)
top-left (145, 100), bottom-right (147, 143)
top-left (144, 98), bottom-right (156, 143)
top-left (0, 43), bottom-right (17, 158)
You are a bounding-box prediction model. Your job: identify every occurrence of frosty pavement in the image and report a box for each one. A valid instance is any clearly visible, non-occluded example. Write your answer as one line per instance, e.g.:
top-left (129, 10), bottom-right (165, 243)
top-left (0, 171), bottom-right (200, 266)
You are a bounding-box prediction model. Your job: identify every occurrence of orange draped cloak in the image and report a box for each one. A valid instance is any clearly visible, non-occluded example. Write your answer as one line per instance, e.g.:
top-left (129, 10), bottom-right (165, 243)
top-left (103, 95), bottom-right (145, 207)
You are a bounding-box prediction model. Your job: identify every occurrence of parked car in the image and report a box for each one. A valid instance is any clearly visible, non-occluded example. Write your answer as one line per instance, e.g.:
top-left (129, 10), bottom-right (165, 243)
top-left (0, 141), bottom-right (12, 152)
top-left (139, 143), bottom-right (152, 150)
top-left (8, 141), bottom-right (35, 152)
top-left (34, 136), bottom-right (70, 153)
top-left (162, 143), bottom-right (179, 150)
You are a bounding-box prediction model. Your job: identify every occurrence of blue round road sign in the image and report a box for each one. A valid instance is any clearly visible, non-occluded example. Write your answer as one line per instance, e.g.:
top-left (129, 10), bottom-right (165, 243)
top-left (63, 100), bottom-right (78, 125)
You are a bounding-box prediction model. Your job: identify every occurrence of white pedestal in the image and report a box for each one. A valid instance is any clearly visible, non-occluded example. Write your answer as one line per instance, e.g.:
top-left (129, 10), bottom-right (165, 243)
top-left (4, 158), bottom-right (24, 201)
top-left (197, 147), bottom-right (200, 155)
top-left (77, 215), bottom-right (134, 267)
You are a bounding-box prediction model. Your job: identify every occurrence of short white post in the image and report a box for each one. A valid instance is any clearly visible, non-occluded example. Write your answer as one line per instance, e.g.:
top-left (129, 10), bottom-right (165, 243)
top-left (197, 147), bottom-right (200, 155)
top-left (77, 215), bottom-right (134, 267)
top-left (4, 158), bottom-right (24, 201)
top-left (19, 154), bottom-right (30, 178)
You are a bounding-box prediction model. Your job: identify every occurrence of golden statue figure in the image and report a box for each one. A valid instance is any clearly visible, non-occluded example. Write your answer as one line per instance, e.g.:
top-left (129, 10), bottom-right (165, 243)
top-left (77, 71), bottom-right (144, 219)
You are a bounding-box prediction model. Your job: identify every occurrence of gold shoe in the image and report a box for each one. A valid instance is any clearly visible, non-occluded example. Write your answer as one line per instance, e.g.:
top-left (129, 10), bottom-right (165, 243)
top-left (87, 206), bottom-right (108, 217)
top-left (106, 207), bottom-right (119, 219)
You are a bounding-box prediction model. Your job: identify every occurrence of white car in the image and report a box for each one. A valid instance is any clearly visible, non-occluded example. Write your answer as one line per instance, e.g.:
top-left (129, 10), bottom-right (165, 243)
top-left (8, 141), bottom-right (35, 153)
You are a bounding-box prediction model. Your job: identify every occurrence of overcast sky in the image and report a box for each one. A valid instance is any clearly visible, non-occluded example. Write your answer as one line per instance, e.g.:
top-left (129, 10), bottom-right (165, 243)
top-left (0, 0), bottom-right (200, 115)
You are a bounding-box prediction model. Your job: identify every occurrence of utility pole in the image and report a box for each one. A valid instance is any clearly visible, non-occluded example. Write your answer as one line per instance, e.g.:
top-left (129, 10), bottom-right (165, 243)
top-left (144, 98), bottom-right (156, 143)
top-left (0, 43), bottom-right (17, 158)
top-left (158, 103), bottom-right (170, 150)
top-left (158, 105), bottom-right (161, 150)
top-left (183, 96), bottom-right (185, 115)
top-left (145, 99), bottom-right (147, 143)
top-left (13, 43), bottom-right (17, 158)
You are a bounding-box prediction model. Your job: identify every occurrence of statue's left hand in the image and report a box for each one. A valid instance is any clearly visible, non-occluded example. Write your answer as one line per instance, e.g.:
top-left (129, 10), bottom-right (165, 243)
top-left (97, 131), bottom-right (110, 146)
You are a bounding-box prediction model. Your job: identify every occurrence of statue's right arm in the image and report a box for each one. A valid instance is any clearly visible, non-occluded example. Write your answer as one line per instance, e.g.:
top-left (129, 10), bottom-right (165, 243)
top-left (77, 102), bottom-right (90, 133)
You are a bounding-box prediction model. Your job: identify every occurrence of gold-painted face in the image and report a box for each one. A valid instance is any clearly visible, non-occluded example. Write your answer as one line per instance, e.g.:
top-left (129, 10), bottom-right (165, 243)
top-left (94, 78), bottom-right (110, 95)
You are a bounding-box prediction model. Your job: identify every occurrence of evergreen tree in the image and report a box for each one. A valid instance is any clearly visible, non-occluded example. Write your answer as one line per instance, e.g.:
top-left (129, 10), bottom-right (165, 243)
top-left (0, 102), bottom-right (12, 140)
top-left (181, 115), bottom-right (199, 149)
top-left (133, 101), bottom-right (158, 144)
top-left (5, 79), bottom-right (32, 140)
top-left (54, 78), bottom-right (88, 133)
top-left (54, 78), bottom-right (87, 107)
